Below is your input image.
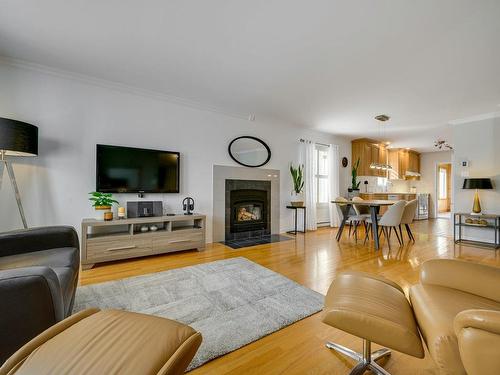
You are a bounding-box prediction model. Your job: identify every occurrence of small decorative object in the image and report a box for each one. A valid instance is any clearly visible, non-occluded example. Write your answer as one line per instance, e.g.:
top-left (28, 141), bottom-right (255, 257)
top-left (341, 157), bottom-right (348, 168)
top-left (364, 180), bottom-right (369, 193)
top-left (434, 140), bottom-right (453, 150)
top-left (465, 218), bottom-right (473, 224)
top-left (103, 211), bottom-right (113, 221)
top-left (149, 225), bottom-right (158, 231)
top-left (228, 136), bottom-right (271, 167)
top-left (462, 178), bottom-right (493, 215)
top-left (182, 197), bottom-right (195, 215)
top-left (479, 219), bottom-right (488, 226)
top-left (89, 192), bottom-right (119, 220)
top-left (140, 225), bottom-right (149, 232)
top-left (117, 206), bottom-right (126, 219)
top-left (289, 164), bottom-right (304, 207)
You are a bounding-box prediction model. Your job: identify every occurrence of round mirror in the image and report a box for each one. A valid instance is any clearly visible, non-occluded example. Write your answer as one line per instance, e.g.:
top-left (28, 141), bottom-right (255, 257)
top-left (228, 136), bottom-right (271, 168)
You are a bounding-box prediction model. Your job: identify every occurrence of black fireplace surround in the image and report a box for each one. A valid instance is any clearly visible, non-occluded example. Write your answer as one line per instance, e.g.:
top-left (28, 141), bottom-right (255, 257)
top-left (225, 179), bottom-right (271, 240)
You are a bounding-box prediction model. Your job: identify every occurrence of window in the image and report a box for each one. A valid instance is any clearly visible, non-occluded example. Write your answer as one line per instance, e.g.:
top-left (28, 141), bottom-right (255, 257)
top-left (439, 168), bottom-right (447, 199)
top-left (313, 144), bottom-right (329, 204)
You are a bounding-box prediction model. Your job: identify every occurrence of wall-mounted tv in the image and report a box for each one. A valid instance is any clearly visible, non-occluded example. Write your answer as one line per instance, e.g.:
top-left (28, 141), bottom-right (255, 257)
top-left (96, 144), bottom-right (180, 193)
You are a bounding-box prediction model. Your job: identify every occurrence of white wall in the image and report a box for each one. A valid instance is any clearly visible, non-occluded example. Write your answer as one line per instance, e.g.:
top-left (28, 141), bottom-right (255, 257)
top-left (452, 117), bottom-right (500, 242)
top-left (415, 151), bottom-right (453, 218)
top-left (0, 62), bottom-right (351, 241)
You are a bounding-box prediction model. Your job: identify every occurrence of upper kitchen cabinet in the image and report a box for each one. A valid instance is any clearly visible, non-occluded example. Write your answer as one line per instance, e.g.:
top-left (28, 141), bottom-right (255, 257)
top-left (351, 138), bottom-right (388, 177)
top-left (387, 149), bottom-right (420, 180)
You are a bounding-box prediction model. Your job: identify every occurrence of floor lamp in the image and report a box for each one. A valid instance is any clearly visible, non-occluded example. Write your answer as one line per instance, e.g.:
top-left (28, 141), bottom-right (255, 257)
top-left (0, 117), bottom-right (38, 229)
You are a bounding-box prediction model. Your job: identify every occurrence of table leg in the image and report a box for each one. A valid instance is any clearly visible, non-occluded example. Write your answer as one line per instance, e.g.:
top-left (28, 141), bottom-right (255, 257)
top-left (370, 206), bottom-right (380, 250)
top-left (303, 207), bottom-right (306, 233)
top-left (336, 204), bottom-right (351, 241)
top-left (294, 209), bottom-right (298, 235)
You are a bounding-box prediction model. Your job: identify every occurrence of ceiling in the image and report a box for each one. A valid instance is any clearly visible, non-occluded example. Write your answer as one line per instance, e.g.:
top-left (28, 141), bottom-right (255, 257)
top-left (1, 0), bottom-right (499, 152)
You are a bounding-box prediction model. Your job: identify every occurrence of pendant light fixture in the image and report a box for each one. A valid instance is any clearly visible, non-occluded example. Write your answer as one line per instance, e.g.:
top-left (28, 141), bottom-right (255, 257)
top-left (370, 115), bottom-right (393, 171)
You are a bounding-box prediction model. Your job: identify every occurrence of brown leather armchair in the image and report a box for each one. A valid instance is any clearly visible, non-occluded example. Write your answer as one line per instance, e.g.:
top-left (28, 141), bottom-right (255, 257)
top-left (410, 259), bottom-right (500, 375)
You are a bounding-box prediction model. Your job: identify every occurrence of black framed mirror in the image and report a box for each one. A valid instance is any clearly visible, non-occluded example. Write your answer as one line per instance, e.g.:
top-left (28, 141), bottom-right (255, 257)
top-left (228, 136), bottom-right (271, 168)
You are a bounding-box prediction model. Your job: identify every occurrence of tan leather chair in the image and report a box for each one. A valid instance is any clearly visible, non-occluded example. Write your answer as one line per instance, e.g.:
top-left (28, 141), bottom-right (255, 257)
top-left (410, 259), bottom-right (500, 375)
top-left (0, 308), bottom-right (202, 375)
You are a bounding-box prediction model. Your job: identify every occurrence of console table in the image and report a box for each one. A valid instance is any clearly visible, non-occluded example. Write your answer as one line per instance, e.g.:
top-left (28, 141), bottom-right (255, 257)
top-left (453, 213), bottom-right (499, 249)
top-left (81, 214), bottom-right (206, 269)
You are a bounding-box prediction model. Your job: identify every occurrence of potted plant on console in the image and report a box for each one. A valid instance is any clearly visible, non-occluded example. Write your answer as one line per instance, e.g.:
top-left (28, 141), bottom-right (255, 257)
top-left (290, 164), bottom-right (304, 207)
top-left (89, 192), bottom-right (119, 220)
top-left (348, 158), bottom-right (361, 198)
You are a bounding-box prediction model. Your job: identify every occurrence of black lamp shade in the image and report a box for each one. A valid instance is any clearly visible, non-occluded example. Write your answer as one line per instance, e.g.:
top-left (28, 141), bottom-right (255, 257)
top-left (0, 117), bottom-right (38, 156)
top-left (462, 178), bottom-right (493, 190)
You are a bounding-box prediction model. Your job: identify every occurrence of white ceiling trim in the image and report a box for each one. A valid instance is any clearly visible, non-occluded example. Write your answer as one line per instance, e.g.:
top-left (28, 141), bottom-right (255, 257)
top-left (449, 111), bottom-right (500, 125)
top-left (0, 56), bottom-right (253, 121)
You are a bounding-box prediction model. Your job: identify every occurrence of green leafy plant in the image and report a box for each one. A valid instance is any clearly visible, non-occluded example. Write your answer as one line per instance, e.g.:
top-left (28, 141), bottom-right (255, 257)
top-left (290, 164), bottom-right (304, 194)
top-left (88, 192), bottom-right (119, 208)
top-left (351, 158), bottom-right (361, 190)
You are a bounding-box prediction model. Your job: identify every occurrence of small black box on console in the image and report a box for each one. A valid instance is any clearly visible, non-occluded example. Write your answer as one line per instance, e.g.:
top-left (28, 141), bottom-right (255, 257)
top-left (127, 201), bottom-right (163, 218)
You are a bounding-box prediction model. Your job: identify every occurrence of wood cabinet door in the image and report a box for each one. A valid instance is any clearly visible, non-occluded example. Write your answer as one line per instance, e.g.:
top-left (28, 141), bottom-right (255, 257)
top-left (399, 150), bottom-right (409, 178)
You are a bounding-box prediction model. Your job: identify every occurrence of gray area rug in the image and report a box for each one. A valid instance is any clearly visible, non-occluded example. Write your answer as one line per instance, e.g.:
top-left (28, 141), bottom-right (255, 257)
top-left (74, 257), bottom-right (324, 370)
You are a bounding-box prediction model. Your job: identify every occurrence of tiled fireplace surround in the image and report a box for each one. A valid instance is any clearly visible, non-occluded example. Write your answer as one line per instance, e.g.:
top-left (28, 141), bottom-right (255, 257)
top-left (213, 165), bottom-right (280, 242)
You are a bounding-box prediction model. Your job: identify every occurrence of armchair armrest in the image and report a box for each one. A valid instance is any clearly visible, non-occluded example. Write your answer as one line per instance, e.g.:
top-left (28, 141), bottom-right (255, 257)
top-left (0, 226), bottom-right (79, 257)
top-left (0, 266), bottom-right (64, 363)
top-left (419, 259), bottom-right (500, 302)
top-left (454, 309), bottom-right (500, 375)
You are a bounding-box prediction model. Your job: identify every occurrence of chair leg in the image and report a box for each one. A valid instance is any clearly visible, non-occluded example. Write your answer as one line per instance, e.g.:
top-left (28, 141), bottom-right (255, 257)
top-left (364, 224), bottom-right (371, 244)
top-left (398, 225), bottom-right (404, 245)
top-left (326, 339), bottom-right (392, 375)
top-left (384, 227), bottom-right (391, 250)
top-left (393, 226), bottom-right (402, 246)
top-left (353, 221), bottom-right (359, 241)
top-left (348, 222), bottom-right (352, 237)
top-left (405, 224), bottom-right (415, 243)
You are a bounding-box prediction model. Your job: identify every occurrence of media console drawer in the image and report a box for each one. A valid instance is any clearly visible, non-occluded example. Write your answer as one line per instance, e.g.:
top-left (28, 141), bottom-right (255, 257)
top-left (153, 231), bottom-right (204, 253)
top-left (87, 237), bottom-right (153, 261)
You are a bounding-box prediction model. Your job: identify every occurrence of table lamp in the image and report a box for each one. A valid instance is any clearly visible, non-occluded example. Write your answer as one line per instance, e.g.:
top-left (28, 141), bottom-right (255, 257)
top-left (462, 178), bottom-right (493, 215)
top-left (0, 117), bottom-right (38, 228)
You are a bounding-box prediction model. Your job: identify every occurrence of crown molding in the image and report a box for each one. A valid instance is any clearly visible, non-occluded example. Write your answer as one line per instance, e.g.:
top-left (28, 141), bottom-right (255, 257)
top-left (449, 111), bottom-right (500, 125)
top-left (0, 56), bottom-right (252, 121)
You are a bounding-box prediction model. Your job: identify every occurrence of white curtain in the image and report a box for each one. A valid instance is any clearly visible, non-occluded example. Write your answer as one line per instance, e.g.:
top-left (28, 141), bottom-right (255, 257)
top-left (328, 144), bottom-right (341, 227)
top-left (301, 140), bottom-right (317, 231)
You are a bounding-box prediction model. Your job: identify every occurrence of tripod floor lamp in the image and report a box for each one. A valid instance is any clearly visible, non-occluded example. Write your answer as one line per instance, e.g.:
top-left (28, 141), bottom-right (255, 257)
top-left (0, 117), bottom-right (38, 229)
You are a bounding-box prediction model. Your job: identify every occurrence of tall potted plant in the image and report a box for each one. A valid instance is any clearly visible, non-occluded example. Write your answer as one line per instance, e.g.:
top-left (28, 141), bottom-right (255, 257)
top-left (290, 164), bottom-right (304, 207)
top-left (89, 192), bottom-right (119, 220)
top-left (348, 158), bottom-right (361, 198)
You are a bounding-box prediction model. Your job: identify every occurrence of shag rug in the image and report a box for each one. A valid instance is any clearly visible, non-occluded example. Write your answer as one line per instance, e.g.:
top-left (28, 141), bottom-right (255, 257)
top-left (74, 257), bottom-right (324, 370)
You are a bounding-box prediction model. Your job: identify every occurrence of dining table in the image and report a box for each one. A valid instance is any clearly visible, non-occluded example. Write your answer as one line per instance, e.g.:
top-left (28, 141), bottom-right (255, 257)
top-left (331, 199), bottom-right (397, 250)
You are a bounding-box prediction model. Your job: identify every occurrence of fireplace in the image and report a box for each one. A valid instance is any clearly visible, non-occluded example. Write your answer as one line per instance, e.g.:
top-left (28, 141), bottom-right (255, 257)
top-left (225, 180), bottom-right (271, 240)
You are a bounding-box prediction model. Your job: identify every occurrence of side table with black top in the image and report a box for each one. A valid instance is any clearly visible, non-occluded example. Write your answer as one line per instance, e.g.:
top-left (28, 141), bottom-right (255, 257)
top-left (286, 205), bottom-right (306, 235)
top-left (454, 212), bottom-right (499, 249)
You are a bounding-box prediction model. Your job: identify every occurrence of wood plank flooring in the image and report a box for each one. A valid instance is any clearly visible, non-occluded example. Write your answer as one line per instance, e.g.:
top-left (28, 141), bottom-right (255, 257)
top-left (80, 219), bottom-right (499, 374)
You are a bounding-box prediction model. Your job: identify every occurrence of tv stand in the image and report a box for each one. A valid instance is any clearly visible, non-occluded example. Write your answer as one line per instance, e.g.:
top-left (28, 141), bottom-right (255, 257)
top-left (81, 214), bottom-right (206, 269)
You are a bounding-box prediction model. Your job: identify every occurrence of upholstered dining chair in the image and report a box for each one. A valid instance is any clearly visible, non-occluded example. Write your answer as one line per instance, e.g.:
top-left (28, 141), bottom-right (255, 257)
top-left (335, 196), bottom-right (367, 241)
top-left (364, 200), bottom-right (406, 249)
top-left (400, 199), bottom-right (418, 243)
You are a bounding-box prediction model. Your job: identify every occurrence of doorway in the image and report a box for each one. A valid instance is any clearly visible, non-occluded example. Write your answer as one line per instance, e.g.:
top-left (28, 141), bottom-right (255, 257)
top-left (436, 163), bottom-right (452, 219)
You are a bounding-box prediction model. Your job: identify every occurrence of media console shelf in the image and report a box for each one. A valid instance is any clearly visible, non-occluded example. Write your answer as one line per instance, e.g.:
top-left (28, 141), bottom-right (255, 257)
top-left (81, 214), bottom-right (206, 269)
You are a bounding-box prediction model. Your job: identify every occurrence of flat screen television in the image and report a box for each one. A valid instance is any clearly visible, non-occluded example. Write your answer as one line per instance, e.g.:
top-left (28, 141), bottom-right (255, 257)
top-left (96, 144), bottom-right (180, 193)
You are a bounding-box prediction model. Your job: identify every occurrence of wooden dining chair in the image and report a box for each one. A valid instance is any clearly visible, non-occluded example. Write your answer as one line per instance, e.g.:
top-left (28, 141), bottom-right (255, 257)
top-left (364, 200), bottom-right (406, 249)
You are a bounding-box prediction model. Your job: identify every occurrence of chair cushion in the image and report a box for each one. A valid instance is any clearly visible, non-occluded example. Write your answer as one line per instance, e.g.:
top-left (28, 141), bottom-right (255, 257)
top-left (323, 271), bottom-right (424, 358)
top-left (6, 309), bottom-right (202, 375)
top-left (410, 284), bottom-right (500, 375)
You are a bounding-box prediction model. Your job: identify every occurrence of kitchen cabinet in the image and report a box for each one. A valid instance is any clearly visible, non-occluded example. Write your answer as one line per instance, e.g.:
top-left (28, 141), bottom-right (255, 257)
top-left (387, 149), bottom-right (420, 180)
top-left (351, 138), bottom-right (388, 177)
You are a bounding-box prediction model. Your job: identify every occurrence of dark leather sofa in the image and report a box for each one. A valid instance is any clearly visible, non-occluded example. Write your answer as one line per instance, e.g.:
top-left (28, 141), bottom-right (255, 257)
top-left (0, 226), bottom-right (80, 363)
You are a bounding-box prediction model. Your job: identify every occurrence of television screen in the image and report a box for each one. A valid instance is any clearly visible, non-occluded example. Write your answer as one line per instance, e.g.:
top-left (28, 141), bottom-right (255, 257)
top-left (96, 144), bottom-right (180, 193)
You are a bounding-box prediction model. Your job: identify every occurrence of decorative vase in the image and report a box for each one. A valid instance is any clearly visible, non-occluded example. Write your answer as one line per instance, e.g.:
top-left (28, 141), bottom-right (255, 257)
top-left (347, 189), bottom-right (360, 199)
top-left (94, 205), bottom-right (111, 220)
top-left (290, 192), bottom-right (304, 207)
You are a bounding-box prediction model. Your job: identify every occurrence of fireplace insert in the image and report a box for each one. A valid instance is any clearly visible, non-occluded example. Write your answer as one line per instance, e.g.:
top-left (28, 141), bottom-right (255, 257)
top-left (230, 189), bottom-right (268, 234)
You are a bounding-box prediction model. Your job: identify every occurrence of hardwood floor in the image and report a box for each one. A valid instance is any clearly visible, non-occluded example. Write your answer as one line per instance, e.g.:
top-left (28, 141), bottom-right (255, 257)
top-left (80, 219), bottom-right (499, 374)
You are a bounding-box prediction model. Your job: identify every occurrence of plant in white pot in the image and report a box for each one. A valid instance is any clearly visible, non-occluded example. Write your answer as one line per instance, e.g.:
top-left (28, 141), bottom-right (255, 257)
top-left (290, 164), bottom-right (304, 207)
top-left (89, 192), bottom-right (119, 220)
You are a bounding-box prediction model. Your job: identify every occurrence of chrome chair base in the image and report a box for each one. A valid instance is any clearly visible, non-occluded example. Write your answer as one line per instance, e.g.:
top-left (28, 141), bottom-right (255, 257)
top-left (326, 339), bottom-right (391, 375)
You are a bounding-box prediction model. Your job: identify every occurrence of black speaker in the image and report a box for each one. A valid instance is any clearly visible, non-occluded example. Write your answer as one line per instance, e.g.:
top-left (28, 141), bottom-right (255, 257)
top-left (127, 201), bottom-right (163, 218)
